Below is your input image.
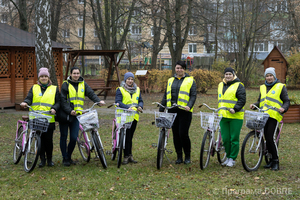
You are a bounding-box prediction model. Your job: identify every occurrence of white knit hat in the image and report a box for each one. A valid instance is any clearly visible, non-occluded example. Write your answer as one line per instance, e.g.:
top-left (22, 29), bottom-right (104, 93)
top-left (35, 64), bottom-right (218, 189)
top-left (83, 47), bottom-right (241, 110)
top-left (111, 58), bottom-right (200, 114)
top-left (264, 67), bottom-right (276, 79)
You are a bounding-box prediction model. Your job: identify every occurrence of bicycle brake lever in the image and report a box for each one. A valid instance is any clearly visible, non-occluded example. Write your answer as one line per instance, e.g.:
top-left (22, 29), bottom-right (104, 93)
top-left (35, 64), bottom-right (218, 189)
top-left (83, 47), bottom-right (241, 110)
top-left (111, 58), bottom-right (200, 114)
top-left (199, 104), bottom-right (203, 108)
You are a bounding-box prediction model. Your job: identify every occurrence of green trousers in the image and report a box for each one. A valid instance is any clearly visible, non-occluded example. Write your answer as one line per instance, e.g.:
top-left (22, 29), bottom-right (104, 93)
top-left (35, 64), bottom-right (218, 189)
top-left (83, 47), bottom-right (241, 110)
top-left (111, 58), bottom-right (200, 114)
top-left (220, 117), bottom-right (243, 160)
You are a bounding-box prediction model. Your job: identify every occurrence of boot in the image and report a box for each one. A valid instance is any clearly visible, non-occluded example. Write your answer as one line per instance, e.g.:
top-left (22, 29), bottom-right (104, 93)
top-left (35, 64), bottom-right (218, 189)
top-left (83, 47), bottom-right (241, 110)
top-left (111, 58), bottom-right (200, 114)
top-left (122, 157), bottom-right (129, 165)
top-left (264, 160), bottom-right (274, 168)
top-left (128, 155), bottom-right (138, 163)
top-left (39, 155), bottom-right (46, 168)
top-left (175, 154), bottom-right (183, 164)
top-left (184, 155), bottom-right (191, 164)
top-left (271, 159), bottom-right (279, 171)
top-left (47, 158), bottom-right (54, 167)
top-left (63, 158), bottom-right (70, 167)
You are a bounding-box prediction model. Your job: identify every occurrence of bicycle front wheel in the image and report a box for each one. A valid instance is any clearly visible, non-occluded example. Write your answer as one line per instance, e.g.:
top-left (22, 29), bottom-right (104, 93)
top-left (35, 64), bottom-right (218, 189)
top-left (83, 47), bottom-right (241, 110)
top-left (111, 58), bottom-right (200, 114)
top-left (200, 131), bottom-right (212, 170)
top-left (24, 132), bottom-right (41, 173)
top-left (241, 131), bottom-right (263, 172)
top-left (13, 125), bottom-right (24, 164)
top-left (77, 129), bottom-right (90, 162)
top-left (157, 128), bottom-right (166, 170)
top-left (117, 128), bottom-right (124, 168)
top-left (92, 131), bottom-right (107, 169)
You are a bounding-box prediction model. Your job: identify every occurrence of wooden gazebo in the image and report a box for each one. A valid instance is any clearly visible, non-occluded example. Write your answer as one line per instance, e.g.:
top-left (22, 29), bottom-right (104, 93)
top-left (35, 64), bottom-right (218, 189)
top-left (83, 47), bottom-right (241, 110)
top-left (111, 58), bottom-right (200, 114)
top-left (63, 50), bottom-right (125, 98)
top-left (0, 23), bottom-right (70, 109)
top-left (262, 46), bottom-right (288, 83)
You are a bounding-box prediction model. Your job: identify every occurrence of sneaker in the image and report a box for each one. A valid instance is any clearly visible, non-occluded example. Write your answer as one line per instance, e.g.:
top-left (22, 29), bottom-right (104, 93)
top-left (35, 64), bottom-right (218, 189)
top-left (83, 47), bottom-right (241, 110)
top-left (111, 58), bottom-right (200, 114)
top-left (226, 158), bottom-right (236, 167)
top-left (221, 158), bottom-right (229, 166)
top-left (69, 159), bottom-right (77, 165)
top-left (128, 155), bottom-right (138, 163)
top-left (122, 157), bottom-right (129, 165)
top-left (63, 158), bottom-right (70, 167)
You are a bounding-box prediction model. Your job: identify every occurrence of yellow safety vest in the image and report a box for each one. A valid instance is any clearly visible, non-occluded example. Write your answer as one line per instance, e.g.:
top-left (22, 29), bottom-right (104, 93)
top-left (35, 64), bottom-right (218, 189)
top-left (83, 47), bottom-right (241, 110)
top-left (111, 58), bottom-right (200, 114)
top-left (32, 84), bottom-right (56, 123)
top-left (218, 82), bottom-right (244, 119)
top-left (118, 87), bottom-right (141, 121)
top-left (68, 81), bottom-right (85, 114)
top-left (166, 76), bottom-right (194, 112)
top-left (259, 83), bottom-right (284, 122)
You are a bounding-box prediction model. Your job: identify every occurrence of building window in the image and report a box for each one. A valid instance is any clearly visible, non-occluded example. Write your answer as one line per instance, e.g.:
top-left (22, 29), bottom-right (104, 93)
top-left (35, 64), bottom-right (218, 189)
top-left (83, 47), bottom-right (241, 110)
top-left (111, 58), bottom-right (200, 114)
top-left (78, 0), bottom-right (84, 4)
top-left (189, 26), bottom-right (196, 35)
top-left (254, 43), bottom-right (264, 52)
top-left (1, 0), bottom-right (9, 7)
top-left (78, 12), bottom-right (83, 20)
top-left (94, 29), bottom-right (98, 37)
top-left (78, 28), bottom-right (84, 37)
top-left (188, 43), bottom-right (197, 53)
top-left (132, 7), bottom-right (141, 16)
top-left (131, 26), bottom-right (141, 35)
top-left (94, 45), bottom-right (101, 50)
top-left (63, 29), bottom-right (70, 38)
top-left (1, 14), bottom-right (7, 23)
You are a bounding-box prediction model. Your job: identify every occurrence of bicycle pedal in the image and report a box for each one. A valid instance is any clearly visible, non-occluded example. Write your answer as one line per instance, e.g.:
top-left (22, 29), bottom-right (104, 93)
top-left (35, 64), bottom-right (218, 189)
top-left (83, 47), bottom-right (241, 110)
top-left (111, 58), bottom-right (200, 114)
top-left (106, 150), bottom-right (112, 155)
top-left (151, 143), bottom-right (157, 148)
top-left (166, 149), bottom-right (173, 154)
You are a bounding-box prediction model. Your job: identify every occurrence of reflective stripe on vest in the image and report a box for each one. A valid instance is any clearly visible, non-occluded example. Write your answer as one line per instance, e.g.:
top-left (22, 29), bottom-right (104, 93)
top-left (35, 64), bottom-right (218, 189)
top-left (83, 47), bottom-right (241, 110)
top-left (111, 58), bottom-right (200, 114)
top-left (118, 87), bottom-right (141, 121)
top-left (259, 83), bottom-right (284, 122)
top-left (32, 84), bottom-right (56, 123)
top-left (218, 82), bottom-right (244, 119)
top-left (68, 81), bottom-right (85, 114)
top-left (166, 77), bottom-right (194, 112)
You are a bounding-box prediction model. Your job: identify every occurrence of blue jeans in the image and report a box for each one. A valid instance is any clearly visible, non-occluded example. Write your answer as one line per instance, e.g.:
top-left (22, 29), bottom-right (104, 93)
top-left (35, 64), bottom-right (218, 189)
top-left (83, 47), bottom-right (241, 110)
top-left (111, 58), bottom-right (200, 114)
top-left (59, 118), bottom-right (79, 160)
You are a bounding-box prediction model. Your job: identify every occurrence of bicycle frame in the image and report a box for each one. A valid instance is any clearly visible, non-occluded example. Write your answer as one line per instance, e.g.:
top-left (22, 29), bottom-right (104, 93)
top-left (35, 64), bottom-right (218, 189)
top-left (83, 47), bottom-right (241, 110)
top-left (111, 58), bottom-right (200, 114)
top-left (16, 120), bottom-right (29, 153)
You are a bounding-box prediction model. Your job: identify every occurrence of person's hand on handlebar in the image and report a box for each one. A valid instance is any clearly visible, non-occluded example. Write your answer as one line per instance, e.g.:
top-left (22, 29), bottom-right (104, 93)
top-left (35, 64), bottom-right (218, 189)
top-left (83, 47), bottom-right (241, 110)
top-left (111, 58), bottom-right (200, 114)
top-left (229, 108), bottom-right (235, 114)
top-left (98, 100), bottom-right (105, 106)
top-left (278, 107), bottom-right (285, 113)
top-left (50, 108), bottom-right (56, 115)
top-left (70, 110), bottom-right (76, 116)
top-left (20, 102), bottom-right (28, 108)
top-left (183, 106), bottom-right (190, 111)
top-left (250, 104), bottom-right (255, 110)
top-left (137, 106), bottom-right (143, 112)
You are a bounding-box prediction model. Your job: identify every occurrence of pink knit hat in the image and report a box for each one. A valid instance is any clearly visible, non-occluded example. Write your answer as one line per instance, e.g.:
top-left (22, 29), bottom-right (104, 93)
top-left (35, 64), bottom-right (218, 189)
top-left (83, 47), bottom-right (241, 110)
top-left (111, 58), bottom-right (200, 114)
top-left (38, 67), bottom-right (50, 78)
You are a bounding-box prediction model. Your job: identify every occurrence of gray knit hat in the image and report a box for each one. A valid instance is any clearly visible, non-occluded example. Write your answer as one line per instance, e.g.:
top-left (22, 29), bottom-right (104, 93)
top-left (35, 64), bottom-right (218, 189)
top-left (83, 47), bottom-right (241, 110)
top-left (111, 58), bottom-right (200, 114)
top-left (264, 67), bottom-right (276, 79)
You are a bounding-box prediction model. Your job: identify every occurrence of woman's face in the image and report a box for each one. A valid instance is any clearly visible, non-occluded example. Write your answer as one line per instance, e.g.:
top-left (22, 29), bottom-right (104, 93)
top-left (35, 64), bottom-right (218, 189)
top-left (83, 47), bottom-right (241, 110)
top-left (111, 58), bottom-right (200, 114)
top-left (265, 74), bottom-right (275, 83)
top-left (175, 64), bottom-right (185, 77)
top-left (224, 72), bottom-right (234, 82)
top-left (125, 77), bottom-right (134, 86)
top-left (39, 75), bottom-right (49, 85)
top-left (71, 69), bottom-right (81, 81)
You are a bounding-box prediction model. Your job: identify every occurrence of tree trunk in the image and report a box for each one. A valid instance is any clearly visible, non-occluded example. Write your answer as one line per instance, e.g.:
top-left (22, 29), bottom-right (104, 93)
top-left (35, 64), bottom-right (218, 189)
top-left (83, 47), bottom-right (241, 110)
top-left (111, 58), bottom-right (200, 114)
top-left (35, 0), bottom-right (57, 85)
top-left (50, 0), bottom-right (62, 41)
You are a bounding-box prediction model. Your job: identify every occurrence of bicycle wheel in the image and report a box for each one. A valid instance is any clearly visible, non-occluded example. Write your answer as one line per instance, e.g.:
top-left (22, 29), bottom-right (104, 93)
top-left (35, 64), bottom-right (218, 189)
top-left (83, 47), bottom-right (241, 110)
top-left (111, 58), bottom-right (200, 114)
top-left (92, 131), bottom-right (107, 169)
top-left (217, 132), bottom-right (227, 164)
top-left (241, 131), bottom-right (263, 172)
top-left (13, 125), bottom-right (24, 164)
top-left (111, 125), bottom-right (117, 161)
top-left (265, 128), bottom-right (280, 165)
top-left (77, 129), bottom-right (90, 162)
top-left (117, 128), bottom-right (124, 168)
top-left (24, 131), bottom-right (41, 173)
top-left (157, 128), bottom-right (166, 170)
top-left (200, 131), bottom-right (212, 170)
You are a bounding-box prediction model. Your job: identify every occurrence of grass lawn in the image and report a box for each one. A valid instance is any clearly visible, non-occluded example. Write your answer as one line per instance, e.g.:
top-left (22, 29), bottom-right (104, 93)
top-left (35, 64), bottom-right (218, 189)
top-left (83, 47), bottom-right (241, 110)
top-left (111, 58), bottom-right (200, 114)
top-left (0, 89), bottom-right (299, 199)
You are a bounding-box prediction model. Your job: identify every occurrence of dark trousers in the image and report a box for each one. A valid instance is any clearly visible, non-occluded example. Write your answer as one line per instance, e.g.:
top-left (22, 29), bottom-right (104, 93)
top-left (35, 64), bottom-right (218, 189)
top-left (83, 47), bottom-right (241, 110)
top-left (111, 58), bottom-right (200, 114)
top-left (170, 109), bottom-right (192, 158)
top-left (59, 118), bottom-right (79, 160)
top-left (40, 123), bottom-right (55, 161)
top-left (264, 117), bottom-right (279, 160)
top-left (124, 120), bottom-right (137, 157)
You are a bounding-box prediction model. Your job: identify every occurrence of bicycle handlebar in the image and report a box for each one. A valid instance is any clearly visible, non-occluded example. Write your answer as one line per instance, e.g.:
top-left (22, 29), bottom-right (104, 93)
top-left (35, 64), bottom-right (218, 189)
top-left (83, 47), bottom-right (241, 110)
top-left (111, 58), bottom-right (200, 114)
top-left (152, 102), bottom-right (184, 111)
top-left (251, 104), bottom-right (280, 113)
top-left (107, 103), bottom-right (143, 113)
top-left (23, 104), bottom-right (54, 115)
top-left (76, 102), bottom-right (101, 113)
top-left (200, 103), bottom-right (229, 112)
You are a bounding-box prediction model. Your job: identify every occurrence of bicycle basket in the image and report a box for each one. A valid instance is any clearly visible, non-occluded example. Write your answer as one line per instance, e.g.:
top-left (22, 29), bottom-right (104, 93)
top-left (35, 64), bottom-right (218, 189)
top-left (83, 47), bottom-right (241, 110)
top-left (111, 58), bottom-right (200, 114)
top-left (115, 108), bottom-right (136, 129)
top-left (77, 110), bottom-right (99, 131)
top-left (200, 111), bottom-right (222, 131)
top-left (154, 112), bottom-right (177, 129)
top-left (245, 110), bottom-right (269, 130)
top-left (28, 112), bottom-right (52, 132)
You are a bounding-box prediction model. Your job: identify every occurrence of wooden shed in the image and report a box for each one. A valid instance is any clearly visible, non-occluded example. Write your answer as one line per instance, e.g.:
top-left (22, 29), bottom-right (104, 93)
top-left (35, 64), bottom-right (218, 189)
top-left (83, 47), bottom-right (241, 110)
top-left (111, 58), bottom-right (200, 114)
top-left (0, 23), bottom-right (70, 109)
top-left (262, 46), bottom-right (288, 83)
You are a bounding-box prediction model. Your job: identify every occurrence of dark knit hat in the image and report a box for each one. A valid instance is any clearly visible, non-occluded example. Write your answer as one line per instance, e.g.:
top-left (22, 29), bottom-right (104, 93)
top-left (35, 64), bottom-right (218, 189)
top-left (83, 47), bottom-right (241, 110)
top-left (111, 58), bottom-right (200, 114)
top-left (124, 72), bottom-right (134, 81)
top-left (224, 67), bottom-right (235, 75)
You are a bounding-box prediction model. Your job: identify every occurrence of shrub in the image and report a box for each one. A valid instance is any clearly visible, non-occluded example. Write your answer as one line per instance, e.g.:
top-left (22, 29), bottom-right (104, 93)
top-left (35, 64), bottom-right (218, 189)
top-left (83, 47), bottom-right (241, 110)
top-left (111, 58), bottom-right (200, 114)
top-left (286, 48), bottom-right (300, 86)
top-left (190, 69), bottom-right (222, 93)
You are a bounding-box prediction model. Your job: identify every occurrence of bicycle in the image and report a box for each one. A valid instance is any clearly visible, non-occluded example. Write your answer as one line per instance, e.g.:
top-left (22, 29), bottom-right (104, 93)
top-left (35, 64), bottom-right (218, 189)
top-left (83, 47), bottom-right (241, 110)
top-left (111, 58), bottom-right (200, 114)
top-left (241, 105), bottom-right (283, 172)
top-left (108, 103), bottom-right (140, 168)
top-left (199, 103), bottom-right (229, 170)
top-left (152, 102), bottom-right (178, 170)
top-left (76, 102), bottom-right (107, 169)
top-left (13, 105), bottom-right (53, 172)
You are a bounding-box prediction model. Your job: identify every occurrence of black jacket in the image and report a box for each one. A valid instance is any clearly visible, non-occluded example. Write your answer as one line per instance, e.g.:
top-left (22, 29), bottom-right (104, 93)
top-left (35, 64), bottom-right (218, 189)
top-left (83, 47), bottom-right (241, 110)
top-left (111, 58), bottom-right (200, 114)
top-left (24, 83), bottom-right (60, 112)
top-left (253, 79), bottom-right (290, 113)
top-left (60, 76), bottom-right (101, 114)
top-left (159, 73), bottom-right (197, 112)
top-left (220, 77), bottom-right (246, 112)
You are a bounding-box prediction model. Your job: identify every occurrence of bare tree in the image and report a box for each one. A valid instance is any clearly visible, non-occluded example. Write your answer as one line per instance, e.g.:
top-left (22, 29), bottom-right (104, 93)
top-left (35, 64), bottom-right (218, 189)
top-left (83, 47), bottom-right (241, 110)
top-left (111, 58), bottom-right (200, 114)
top-left (35, 0), bottom-right (57, 85)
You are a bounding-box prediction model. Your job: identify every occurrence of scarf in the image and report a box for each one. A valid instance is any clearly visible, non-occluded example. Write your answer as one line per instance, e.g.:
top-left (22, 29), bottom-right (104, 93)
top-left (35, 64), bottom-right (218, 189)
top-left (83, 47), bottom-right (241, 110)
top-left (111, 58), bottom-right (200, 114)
top-left (121, 81), bottom-right (137, 94)
top-left (38, 80), bottom-right (52, 89)
top-left (265, 78), bottom-right (278, 87)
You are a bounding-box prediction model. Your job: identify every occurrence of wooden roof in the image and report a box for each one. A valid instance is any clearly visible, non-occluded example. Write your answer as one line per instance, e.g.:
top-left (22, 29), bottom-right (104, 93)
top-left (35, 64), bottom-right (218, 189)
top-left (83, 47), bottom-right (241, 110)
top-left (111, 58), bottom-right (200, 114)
top-left (262, 45), bottom-right (289, 65)
top-left (0, 23), bottom-right (71, 49)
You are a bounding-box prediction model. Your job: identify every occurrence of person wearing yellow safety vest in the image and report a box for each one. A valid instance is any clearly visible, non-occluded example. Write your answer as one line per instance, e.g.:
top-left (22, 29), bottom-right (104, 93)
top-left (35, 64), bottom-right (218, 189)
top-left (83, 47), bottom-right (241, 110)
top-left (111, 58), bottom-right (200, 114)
top-left (115, 72), bottom-right (143, 165)
top-left (250, 67), bottom-right (289, 171)
top-left (59, 67), bottom-right (105, 167)
top-left (159, 61), bottom-right (197, 165)
top-left (218, 67), bottom-right (246, 167)
top-left (21, 67), bottom-right (60, 168)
